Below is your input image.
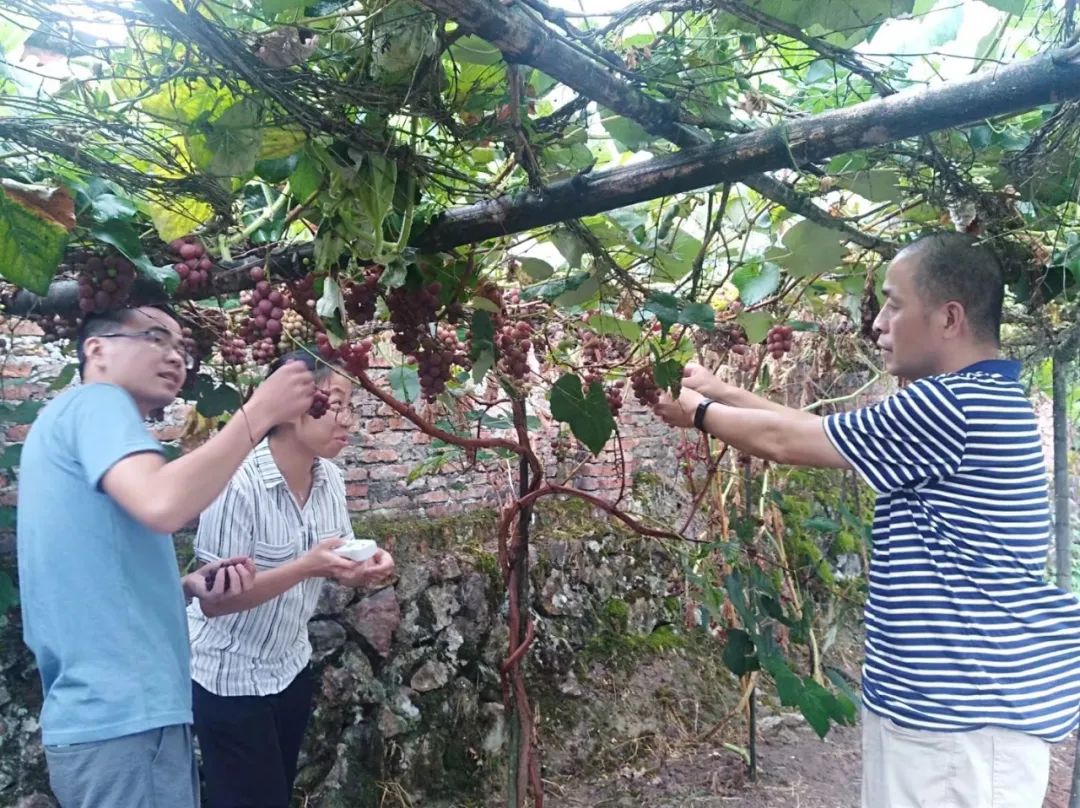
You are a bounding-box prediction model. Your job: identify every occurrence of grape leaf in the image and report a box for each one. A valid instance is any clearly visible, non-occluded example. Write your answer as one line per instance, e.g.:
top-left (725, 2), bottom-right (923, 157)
top-left (0, 180), bottom-right (75, 294)
top-left (721, 628), bottom-right (759, 676)
top-left (549, 373), bottom-right (615, 455)
top-left (586, 313), bottom-right (641, 341)
top-left (732, 261), bottom-right (781, 307)
top-left (388, 365), bottom-right (420, 403)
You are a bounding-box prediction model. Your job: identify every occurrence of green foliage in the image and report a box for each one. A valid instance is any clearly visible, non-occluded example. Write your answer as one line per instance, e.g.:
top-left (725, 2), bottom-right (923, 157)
top-left (549, 374), bottom-right (615, 455)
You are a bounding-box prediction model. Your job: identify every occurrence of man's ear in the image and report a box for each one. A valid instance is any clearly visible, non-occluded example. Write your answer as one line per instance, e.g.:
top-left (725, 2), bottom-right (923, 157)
top-left (81, 336), bottom-right (106, 372)
top-left (942, 300), bottom-right (967, 338)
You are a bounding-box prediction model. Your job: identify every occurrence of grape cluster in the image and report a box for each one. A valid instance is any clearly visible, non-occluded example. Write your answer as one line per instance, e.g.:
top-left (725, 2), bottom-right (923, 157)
top-left (387, 282), bottom-right (442, 355)
top-left (341, 338), bottom-right (374, 377)
top-left (766, 324), bottom-right (795, 359)
top-left (309, 387), bottom-right (330, 419)
top-left (605, 383), bottom-right (624, 416)
top-left (168, 238), bottom-right (214, 298)
top-left (242, 268), bottom-right (291, 350)
top-left (220, 333), bottom-right (248, 365)
top-left (343, 265), bottom-right (383, 325)
top-left (71, 250), bottom-right (136, 315)
top-left (415, 326), bottom-right (470, 401)
top-left (36, 313), bottom-right (80, 344)
top-left (281, 309), bottom-right (316, 346)
top-left (252, 338), bottom-right (277, 363)
top-left (631, 366), bottom-right (661, 407)
top-left (497, 321), bottom-right (533, 381)
top-left (315, 331), bottom-right (339, 361)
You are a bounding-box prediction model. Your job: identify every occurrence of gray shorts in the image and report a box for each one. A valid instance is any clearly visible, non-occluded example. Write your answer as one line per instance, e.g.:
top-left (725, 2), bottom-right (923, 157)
top-left (44, 724), bottom-right (199, 808)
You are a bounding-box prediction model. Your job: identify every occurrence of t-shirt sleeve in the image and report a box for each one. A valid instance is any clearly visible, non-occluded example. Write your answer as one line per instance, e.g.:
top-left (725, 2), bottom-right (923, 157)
top-left (69, 384), bottom-right (163, 489)
top-left (823, 378), bottom-right (967, 494)
top-left (193, 475), bottom-right (255, 563)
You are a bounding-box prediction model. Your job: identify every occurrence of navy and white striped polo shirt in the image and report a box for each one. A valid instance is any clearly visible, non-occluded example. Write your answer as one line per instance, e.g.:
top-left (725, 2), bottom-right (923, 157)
top-left (824, 359), bottom-right (1080, 741)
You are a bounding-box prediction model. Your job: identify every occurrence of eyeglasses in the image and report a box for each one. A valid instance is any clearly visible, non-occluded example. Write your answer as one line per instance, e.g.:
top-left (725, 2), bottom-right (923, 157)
top-left (326, 403), bottom-right (356, 424)
top-left (96, 328), bottom-right (196, 370)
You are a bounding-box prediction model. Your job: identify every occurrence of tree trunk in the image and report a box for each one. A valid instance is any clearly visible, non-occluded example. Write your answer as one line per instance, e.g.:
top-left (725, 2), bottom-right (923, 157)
top-left (414, 44), bottom-right (1080, 249)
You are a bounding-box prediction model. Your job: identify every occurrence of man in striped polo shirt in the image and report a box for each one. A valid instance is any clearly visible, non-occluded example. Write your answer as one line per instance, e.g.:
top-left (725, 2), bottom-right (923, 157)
top-left (656, 232), bottom-right (1080, 807)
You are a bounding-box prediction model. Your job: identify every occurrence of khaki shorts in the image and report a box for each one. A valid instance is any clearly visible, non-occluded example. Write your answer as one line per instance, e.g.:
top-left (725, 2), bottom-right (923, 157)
top-left (862, 709), bottom-right (1050, 808)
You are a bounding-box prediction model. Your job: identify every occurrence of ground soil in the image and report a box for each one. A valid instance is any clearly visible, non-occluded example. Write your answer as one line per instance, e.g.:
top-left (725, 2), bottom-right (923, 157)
top-left (545, 710), bottom-right (1077, 807)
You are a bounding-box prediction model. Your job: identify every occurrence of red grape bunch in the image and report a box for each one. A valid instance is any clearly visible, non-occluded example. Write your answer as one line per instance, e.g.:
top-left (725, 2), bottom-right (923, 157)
top-left (308, 387), bottom-right (330, 418)
top-left (340, 338), bottom-right (374, 377)
top-left (765, 324), bottom-right (795, 359)
top-left (242, 268), bottom-right (291, 350)
top-left (343, 265), bottom-right (383, 325)
top-left (605, 382), bottom-right (624, 416)
top-left (252, 338), bottom-right (277, 364)
top-left (315, 331), bottom-right (340, 361)
top-left (631, 366), bottom-right (662, 407)
top-left (71, 250), bottom-right (137, 315)
top-left (497, 321), bottom-right (533, 382)
top-left (387, 282), bottom-right (442, 355)
top-left (36, 314), bottom-right (80, 344)
top-left (168, 238), bottom-right (214, 298)
top-left (220, 333), bottom-right (248, 365)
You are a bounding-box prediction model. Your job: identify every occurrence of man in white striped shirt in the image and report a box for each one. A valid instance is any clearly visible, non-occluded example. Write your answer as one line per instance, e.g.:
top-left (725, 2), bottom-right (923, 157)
top-left (656, 232), bottom-right (1080, 807)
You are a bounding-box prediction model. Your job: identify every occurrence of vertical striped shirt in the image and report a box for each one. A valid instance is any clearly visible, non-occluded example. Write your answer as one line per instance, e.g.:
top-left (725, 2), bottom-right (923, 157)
top-left (187, 440), bottom-right (354, 697)
top-left (824, 359), bottom-right (1080, 742)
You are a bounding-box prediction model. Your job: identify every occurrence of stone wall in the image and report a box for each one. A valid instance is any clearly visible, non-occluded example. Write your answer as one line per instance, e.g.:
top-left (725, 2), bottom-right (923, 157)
top-left (0, 499), bottom-right (706, 808)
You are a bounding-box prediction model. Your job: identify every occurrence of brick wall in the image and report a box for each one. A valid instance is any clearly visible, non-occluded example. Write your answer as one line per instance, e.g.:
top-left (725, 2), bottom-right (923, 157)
top-left (0, 329), bottom-right (685, 527)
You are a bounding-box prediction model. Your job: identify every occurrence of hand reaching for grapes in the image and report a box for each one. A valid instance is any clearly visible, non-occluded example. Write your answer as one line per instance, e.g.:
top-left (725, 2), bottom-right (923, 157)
top-left (681, 362), bottom-right (728, 400)
top-left (183, 556), bottom-right (256, 607)
top-left (246, 360), bottom-right (316, 432)
top-left (654, 387), bottom-right (701, 429)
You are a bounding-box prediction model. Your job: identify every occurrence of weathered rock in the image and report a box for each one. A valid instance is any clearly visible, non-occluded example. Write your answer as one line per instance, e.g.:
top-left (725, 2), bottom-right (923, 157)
top-left (379, 687), bottom-right (421, 738)
top-left (15, 795), bottom-right (55, 808)
top-left (539, 570), bottom-right (586, 617)
top-left (432, 554), bottom-right (462, 582)
top-left (410, 660), bottom-right (451, 693)
top-left (395, 563), bottom-right (432, 604)
top-left (309, 620), bottom-right (347, 664)
top-left (344, 587), bottom-right (401, 657)
top-left (420, 583), bottom-right (461, 633)
top-left (315, 580), bottom-right (354, 616)
top-left (479, 702), bottom-right (506, 754)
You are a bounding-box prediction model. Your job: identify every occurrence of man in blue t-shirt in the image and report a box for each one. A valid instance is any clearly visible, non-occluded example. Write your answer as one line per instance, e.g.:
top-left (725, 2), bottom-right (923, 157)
top-left (656, 232), bottom-right (1080, 807)
top-left (17, 305), bottom-right (315, 808)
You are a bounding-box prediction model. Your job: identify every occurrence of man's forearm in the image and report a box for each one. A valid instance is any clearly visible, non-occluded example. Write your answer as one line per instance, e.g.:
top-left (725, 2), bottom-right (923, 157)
top-left (700, 377), bottom-right (801, 416)
top-left (103, 402), bottom-right (274, 533)
top-left (198, 559), bottom-right (311, 617)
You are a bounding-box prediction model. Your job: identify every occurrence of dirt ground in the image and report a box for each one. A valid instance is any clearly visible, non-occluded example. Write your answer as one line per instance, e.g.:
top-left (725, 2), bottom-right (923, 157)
top-left (545, 710), bottom-right (1077, 807)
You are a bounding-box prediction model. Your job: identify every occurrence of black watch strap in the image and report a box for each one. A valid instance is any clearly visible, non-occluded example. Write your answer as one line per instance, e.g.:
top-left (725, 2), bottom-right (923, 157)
top-left (693, 397), bottom-right (714, 431)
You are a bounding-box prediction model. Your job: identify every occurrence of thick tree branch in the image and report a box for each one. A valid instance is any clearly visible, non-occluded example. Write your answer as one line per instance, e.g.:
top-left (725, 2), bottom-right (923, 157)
top-left (417, 0), bottom-right (899, 251)
top-left (415, 46), bottom-right (1080, 249)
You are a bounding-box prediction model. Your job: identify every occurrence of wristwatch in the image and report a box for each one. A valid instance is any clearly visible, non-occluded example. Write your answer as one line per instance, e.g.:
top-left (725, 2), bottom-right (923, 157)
top-left (693, 397), bottom-right (715, 431)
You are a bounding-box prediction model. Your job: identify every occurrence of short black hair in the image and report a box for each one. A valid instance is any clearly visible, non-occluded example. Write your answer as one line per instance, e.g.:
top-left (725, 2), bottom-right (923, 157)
top-left (266, 347), bottom-right (339, 384)
top-left (899, 232), bottom-right (1005, 345)
top-left (76, 305), bottom-right (179, 377)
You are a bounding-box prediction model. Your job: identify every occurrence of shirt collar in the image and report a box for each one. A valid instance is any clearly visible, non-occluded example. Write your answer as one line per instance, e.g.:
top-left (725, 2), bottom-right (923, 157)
top-left (955, 359), bottom-right (1021, 380)
top-left (251, 438), bottom-right (327, 490)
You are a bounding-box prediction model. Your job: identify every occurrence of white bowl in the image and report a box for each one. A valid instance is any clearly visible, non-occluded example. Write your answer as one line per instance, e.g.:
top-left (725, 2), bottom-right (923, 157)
top-left (334, 539), bottom-right (378, 563)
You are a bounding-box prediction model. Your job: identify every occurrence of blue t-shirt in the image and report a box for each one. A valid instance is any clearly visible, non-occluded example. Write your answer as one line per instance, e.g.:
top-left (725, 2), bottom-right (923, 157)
top-left (824, 359), bottom-right (1080, 741)
top-left (17, 383), bottom-right (192, 745)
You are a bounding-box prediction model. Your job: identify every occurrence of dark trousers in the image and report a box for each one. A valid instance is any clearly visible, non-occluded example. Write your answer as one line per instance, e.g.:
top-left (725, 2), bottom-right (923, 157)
top-left (192, 666), bottom-right (315, 808)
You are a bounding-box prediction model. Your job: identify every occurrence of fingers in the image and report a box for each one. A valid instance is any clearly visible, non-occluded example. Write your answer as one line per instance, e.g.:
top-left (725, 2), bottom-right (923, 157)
top-left (318, 536), bottom-right (345, 549)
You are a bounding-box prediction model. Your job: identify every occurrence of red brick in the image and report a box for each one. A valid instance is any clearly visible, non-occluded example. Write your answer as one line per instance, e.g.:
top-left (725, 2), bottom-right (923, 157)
top-left (369, 463), bottom-right (411, 481)
top-left (417, 489), bottom-right (449, 504)
top-left (412, 432), bottom-right (432, 444)
top-left (367, 449), bottom-right (402, 463)
top-left (344, 467), bottom-right (369, 481)
top-left (366, 418), bottom-right (387, 434)
top-left (346, 483), bottom-right (369, 498)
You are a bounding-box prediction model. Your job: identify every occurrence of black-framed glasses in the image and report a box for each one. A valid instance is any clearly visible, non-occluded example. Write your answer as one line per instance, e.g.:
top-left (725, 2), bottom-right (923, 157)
top-left (326, 402), bottom-right (356, 424)
top-left (96, 328), bottom-right (195, 370)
